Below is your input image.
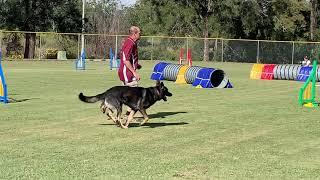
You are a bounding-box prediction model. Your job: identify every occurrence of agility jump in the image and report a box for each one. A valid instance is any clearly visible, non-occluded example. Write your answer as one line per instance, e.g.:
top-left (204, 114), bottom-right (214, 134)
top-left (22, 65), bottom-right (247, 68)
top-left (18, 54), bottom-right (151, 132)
top-left (109, 47), bottom-right (120, 70)
top-left (0, 50), bottom-right (8, 103)
top-left (75, 49), bottom-right (86, 70)
top-left (179, 48), bottom-right (192, 66)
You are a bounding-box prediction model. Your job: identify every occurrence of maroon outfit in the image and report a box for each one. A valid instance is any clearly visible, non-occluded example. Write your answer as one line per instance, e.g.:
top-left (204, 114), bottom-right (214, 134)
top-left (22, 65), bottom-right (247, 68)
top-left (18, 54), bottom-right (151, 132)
top-left (118, 37), bottom-right (139, 83)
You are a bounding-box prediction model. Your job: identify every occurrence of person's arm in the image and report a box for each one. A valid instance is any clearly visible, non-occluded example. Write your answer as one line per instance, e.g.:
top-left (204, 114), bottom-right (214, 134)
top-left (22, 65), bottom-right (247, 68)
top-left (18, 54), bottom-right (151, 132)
top-left (124, 61), bottom-right (140, 80)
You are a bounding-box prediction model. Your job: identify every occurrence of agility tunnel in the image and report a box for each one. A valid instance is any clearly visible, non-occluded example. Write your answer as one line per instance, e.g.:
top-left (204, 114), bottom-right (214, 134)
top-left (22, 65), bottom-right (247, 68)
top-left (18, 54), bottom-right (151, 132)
top-left (250, 64), bottom-right (264, 79)
top-left (150, 62), bottom-right (169, 80)
top-left (0, 50), bottom-right (8, 104)
top-left (192, 68), bottom-right (232, 88)
top-left (185, 66), bottom-right (203, 84)
top-left (151, 62), bottom-right (233, 88)
top-left (273, 64), bottom-right (302, 80)
top-left (163, 64), bottom-right (184, 81)
top-left (249, 63), bottom-right (320, 82)
top-left (296, 66), bottom-right (313, 82)
top-left (261, 64), bottom-right (276, 80)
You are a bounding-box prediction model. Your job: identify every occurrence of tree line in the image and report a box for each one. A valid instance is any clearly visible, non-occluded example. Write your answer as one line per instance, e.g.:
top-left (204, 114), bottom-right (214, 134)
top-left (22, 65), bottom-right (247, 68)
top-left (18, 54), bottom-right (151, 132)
top-left (0, 0), bottom-right (319, 61)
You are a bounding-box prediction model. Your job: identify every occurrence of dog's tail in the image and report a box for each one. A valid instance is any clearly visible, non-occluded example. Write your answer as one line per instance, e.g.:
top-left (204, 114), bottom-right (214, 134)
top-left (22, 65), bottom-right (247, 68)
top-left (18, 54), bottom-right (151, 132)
top-left (78, 92), bottom-right (104, 103)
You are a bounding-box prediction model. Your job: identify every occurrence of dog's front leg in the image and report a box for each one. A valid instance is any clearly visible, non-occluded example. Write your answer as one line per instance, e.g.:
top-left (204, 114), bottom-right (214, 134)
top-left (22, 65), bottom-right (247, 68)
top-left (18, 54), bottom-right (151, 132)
top-left (139, 109), bottom-right (149, 126)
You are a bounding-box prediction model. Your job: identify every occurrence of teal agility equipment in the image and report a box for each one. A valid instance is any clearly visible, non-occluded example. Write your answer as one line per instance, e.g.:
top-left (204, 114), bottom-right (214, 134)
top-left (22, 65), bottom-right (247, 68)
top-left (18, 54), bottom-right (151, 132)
top-left (0, 50), bottom-right (8, 103)
top-left (298, 60), bottom-right (318, 107)
top-left (109, 47), bottom-right (120, 70)
top-left (75, 49), bottom-right (86, 70)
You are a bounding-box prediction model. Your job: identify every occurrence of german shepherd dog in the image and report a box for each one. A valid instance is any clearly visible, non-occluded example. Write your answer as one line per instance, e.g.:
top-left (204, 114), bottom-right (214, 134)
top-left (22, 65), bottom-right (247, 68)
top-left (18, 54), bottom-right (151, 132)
top-left (78, 81), bottom-right (172, 129)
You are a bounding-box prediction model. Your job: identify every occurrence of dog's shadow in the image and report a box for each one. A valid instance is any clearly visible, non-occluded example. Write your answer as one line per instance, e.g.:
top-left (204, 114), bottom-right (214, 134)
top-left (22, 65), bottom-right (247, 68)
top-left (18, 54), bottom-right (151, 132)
top-left (148, 111), bottom-right (187, 119)
top-left (99, 111), bottom-right (189, 128)
top-left (129, 122), bottom-right (188, 128)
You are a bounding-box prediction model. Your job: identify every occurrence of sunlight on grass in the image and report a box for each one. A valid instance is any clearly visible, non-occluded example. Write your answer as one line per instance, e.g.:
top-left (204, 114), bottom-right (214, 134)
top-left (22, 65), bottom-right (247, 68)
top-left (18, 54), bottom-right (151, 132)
top-left (0, 60), bottom-right (320, 179)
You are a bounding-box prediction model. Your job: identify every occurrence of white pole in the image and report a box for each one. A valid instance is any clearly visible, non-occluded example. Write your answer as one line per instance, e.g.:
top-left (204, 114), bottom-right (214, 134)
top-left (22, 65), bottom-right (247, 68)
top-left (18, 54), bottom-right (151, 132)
top-left (221, 39), bottom-right (224, 62)
top-left (79, 0), bottom-right (85, 67)
top-left (257, 40), bottom-right (260, 63)
top-left (291, 41), bottom-right (294, 64)
top-left (151, 37), bottom-right (154, 60)
top-left (81, 0), bottom-right (85, 53)
top-left (115, 36), bottom-right (118, 60)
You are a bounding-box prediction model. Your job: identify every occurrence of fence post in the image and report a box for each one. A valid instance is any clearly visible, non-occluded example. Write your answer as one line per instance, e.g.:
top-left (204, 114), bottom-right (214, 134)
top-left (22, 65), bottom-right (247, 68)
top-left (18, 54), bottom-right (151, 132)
top-left (256, 40), bottom-right (260, 63)
top-left (0, 31), bottom-right (2, 54)
top-left (186, 37), bottom-right (189, 52)
top-left (38, 33), bottom-right (41, 60)
top-left (115, 35), bottom-right (118, 60)
top-left (151, 37), bottom-right (154, 61)
top-left (77, 34), bottom-right (80, 59)
top-left (221, 38), bottom-right (224, 62)
top-left (291, 41), bottom-right (295, 64)
top-left (214, 38), bottom-right (218, 61)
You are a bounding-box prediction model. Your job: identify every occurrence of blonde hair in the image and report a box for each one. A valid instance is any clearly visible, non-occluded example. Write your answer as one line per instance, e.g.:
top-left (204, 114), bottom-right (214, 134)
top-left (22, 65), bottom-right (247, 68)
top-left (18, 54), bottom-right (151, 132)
top-left (129, 26), bottom-right (140, 35)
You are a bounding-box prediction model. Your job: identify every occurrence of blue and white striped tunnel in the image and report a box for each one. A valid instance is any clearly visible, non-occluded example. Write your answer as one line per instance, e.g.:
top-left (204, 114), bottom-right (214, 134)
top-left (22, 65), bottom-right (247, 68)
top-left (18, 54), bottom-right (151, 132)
top-left (273, 64), bottom-right (301, 80)
top-left (184, 66), bottom-right (203, 84)
top-left (192, 68), bottom-right (230, 88)
top-left (150, 62), bottom-right (169, 80)
top-left (163, 64), bottom-right (184, 81)
top-left (296, 66), bottom-right (313, 82)
top-left (150, 62), bottom-right (232, 88)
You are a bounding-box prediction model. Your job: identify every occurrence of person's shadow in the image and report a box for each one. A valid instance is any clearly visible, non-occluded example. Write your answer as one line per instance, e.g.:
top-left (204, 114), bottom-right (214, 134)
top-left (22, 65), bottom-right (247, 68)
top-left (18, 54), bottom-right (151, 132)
top-left (99, 111), bottom-right (188, 128)
top-left (6, 97), bottom-right (34, 103)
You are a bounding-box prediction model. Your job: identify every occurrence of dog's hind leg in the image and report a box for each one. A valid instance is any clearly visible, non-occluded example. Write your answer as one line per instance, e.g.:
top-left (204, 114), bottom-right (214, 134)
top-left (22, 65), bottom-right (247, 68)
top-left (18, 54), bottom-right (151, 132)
top-left (100, 102), bottom-right (106, 114)
top-left (124, 110), bottom-right (137, 128)
top-left (105, 108), bottom-right (118, 124)
top-left (114, 105), bottom-right (127, 129)
top-left (103, 101), bottom-right (118, 125)
top-left (139, 109), bottom-right (149, 126)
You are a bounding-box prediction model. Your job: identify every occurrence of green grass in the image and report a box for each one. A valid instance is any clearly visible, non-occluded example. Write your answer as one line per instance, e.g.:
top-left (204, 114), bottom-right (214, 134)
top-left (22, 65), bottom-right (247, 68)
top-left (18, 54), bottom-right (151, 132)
top-left (1, 60), bottom-right (320, 179)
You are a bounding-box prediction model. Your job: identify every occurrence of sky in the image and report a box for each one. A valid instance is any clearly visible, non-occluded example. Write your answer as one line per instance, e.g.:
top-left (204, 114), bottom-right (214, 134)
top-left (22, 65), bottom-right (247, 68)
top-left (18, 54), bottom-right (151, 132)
top-left (120, 0), bottom-right (137, 6)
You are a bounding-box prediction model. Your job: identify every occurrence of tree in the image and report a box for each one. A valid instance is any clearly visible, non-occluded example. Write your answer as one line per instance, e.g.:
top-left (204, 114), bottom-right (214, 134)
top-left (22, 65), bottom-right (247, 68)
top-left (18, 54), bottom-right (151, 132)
top-left (272, 0), bottom-right (309, 40)
top-left (0, 0), bottom-right (82, 59)
top-left (310, 0), bottom-right (318, 41)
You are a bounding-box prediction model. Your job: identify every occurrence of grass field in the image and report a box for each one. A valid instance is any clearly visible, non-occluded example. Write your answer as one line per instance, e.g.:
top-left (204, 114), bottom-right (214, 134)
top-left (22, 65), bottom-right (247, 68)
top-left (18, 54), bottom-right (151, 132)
top-left (1, 60), bottom-right (320, 179)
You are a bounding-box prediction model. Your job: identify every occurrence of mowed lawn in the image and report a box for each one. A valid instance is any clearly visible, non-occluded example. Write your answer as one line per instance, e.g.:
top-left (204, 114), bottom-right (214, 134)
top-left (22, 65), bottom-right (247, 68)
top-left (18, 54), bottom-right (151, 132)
top-left (0, 60), bottom-right (320, 179)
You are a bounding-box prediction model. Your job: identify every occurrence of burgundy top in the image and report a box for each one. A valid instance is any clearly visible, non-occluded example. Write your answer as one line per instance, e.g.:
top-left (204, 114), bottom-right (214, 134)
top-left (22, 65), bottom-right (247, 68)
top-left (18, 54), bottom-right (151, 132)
top-left (118, 37), bottom-right (139, 83)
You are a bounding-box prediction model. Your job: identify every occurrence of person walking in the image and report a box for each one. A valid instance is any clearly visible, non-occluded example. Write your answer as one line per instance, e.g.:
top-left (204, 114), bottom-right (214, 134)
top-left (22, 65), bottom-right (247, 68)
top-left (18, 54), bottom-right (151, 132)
top-left (118, 26), bottom-right (142, 87)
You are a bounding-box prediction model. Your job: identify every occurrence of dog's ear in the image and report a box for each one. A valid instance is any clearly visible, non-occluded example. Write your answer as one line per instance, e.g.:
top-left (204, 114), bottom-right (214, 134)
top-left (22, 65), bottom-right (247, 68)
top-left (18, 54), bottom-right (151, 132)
top-left (160, 82), bottom-right (164, 86)
top-left (156, 80), bottom-right (161, 86)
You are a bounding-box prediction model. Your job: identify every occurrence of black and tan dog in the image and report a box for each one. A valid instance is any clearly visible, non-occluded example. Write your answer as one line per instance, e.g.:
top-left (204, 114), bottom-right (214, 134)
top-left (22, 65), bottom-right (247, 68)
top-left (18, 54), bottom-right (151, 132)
top-left (78, 81), bottom-right (172, 129)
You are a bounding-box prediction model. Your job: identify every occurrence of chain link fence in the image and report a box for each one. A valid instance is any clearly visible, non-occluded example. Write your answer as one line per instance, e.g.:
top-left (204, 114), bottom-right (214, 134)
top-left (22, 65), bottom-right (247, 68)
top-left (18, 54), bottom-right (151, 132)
top-left (1, 30), bottom-right (320, 64)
